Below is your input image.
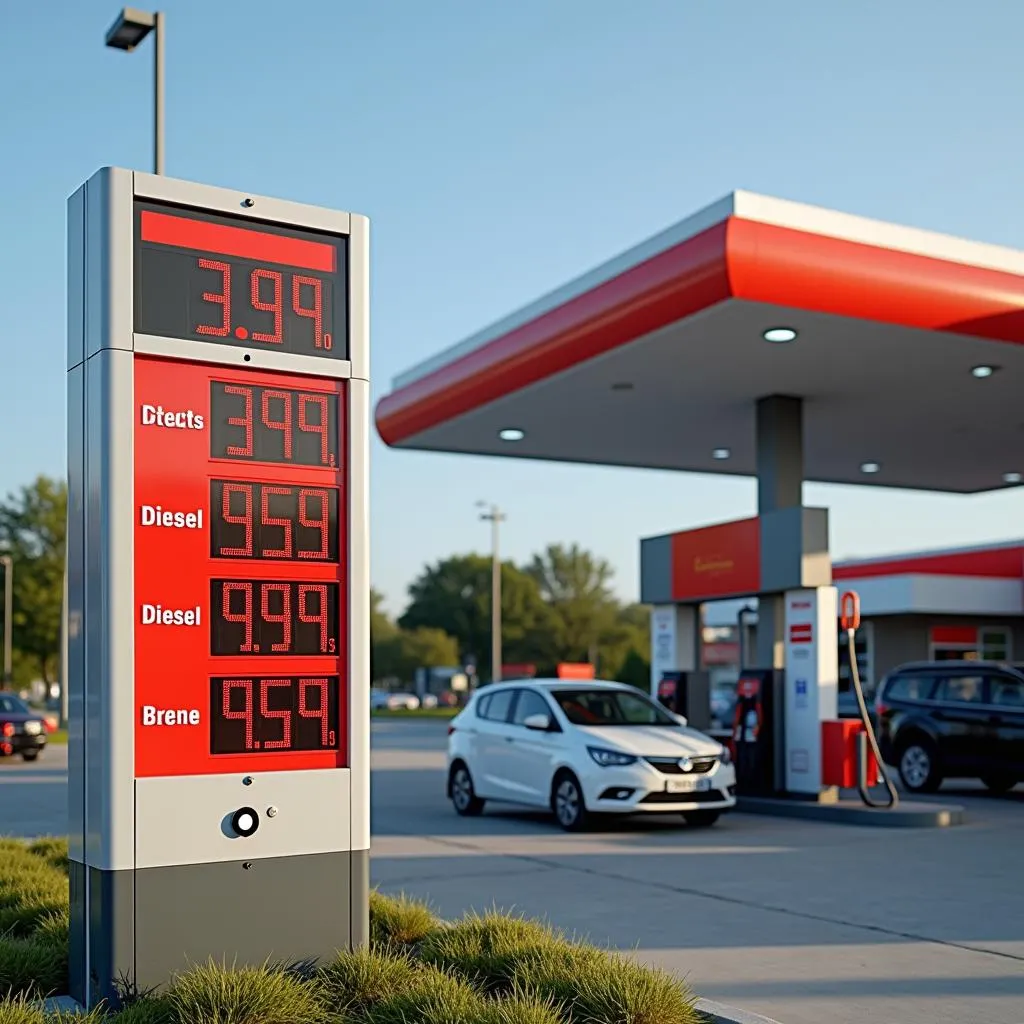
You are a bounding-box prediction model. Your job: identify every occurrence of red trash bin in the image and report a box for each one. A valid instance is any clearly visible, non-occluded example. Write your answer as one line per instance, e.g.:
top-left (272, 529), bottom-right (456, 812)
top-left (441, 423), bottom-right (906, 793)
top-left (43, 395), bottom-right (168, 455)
top-left (821, 719), bottom-right (878, 788)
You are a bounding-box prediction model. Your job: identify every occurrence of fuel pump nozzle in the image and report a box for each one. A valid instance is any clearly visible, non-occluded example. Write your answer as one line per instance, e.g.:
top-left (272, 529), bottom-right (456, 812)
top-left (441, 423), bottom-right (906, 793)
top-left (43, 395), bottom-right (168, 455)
top-left (840, 591), bottom-right (900, 809)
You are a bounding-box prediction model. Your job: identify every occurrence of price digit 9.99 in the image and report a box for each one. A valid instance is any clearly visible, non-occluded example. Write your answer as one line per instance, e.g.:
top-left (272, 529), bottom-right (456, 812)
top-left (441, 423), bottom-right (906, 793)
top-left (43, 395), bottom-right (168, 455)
top-left (210, 579), bottom-right (339, 657)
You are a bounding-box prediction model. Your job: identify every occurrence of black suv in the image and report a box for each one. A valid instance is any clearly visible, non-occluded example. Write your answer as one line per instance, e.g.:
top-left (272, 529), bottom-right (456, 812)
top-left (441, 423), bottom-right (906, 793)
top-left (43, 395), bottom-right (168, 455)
top-left (875, 661), bottom-right (1024, 794)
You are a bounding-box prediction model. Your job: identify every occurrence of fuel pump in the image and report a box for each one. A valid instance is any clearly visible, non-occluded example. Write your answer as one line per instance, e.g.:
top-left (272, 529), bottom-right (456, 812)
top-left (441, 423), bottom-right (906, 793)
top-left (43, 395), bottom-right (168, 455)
top-left (732, 669), bottom-right (781, 796)
top-left (840, 591), bottom-right (899, 809)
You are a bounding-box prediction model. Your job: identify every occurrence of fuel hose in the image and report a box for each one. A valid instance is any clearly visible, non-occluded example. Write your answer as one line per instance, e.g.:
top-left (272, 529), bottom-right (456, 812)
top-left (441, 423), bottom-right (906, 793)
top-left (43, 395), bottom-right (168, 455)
top-left (841, 592), bottom-right (900, 809)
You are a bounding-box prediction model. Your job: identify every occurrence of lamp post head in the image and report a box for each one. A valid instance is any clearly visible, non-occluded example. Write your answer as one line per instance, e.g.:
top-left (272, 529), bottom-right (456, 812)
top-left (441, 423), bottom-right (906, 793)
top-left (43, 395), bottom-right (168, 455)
top-left (105, 7), bottom-right (156, 51)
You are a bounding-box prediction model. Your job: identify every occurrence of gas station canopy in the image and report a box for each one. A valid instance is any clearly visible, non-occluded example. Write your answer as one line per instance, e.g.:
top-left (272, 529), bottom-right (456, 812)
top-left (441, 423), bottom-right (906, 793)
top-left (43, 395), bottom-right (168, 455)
top-left (376, 191), bottom-right (1024, 493)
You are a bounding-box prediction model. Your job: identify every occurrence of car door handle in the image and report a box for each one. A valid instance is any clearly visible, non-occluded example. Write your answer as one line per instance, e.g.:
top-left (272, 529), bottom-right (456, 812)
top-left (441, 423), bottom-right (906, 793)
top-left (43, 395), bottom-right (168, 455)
top-left (505, 736), bottom-right (515, 743)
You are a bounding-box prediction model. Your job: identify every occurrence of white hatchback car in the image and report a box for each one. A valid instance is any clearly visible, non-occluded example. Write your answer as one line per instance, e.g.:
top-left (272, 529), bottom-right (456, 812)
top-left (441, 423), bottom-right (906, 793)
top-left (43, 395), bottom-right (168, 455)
top-left (446, 679), bottom-right (736, 831)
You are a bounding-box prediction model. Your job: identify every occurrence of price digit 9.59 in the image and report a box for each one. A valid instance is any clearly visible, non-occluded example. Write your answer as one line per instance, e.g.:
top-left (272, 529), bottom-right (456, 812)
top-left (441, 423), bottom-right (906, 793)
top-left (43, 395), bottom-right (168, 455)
top-left (210, 675), bottom-right (341, 755)
top-left (211, 480), bottom-right (340, 562)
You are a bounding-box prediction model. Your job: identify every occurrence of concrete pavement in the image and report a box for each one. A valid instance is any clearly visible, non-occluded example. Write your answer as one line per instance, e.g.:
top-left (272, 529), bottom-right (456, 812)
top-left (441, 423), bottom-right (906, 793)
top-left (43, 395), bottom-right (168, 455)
top-left (369, 719), bottom-right (1024, 1024)
top-left (0, 743), bottom-right (69, 837)
top-left (4, 723), bottom-right (1024, 1024)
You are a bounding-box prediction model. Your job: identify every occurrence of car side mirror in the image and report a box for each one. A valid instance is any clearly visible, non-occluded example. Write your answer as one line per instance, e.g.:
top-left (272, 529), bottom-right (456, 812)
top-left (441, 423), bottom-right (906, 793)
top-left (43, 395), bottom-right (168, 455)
top-left (523, 713), bottom-right (552, 732)
top-left (672, 713), bottom-right (688, 726)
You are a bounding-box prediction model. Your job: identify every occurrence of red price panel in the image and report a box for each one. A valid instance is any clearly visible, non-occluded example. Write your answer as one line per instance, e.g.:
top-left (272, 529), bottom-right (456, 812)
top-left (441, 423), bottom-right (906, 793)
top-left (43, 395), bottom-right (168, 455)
top-left (133, 356), bottom-right (347, 779)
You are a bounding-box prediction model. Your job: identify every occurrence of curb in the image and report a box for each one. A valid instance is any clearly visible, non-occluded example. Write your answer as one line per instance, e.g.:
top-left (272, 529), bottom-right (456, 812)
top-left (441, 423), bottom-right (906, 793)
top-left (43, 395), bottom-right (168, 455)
top-left (46, 994), bottom-right (784, 1023)
top-left (697, 997), bottom-right (783, 1024)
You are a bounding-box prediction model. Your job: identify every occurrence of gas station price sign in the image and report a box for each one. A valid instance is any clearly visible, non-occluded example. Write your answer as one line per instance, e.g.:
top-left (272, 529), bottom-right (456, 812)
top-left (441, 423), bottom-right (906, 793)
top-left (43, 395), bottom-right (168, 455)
top-left (134, 201), bottom-right (348, 358)
top-left (68, 170), bottom-right (369, 1006)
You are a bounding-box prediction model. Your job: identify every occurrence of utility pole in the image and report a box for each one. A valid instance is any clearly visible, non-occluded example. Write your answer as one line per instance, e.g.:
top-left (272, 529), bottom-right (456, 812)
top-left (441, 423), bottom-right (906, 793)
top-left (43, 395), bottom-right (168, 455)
top-left (476, 502), bottom-right (506, 683)
top-left (0, 554), bottom-right (12, 685)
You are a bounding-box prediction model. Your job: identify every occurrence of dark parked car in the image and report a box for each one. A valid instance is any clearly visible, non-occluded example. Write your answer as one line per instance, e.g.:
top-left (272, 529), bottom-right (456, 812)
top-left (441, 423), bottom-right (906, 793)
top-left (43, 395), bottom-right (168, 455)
top-left (875, 661), bottom-right (1024, 794)
top-left (0, 692), bottom-right (48, 762)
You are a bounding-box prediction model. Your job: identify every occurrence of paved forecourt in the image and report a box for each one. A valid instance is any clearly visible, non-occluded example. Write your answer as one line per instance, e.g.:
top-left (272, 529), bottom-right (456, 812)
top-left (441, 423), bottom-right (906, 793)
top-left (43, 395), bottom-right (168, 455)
top-left (5, 723), bottom-right (1023, 1024)
top-left (369, 719), bottom-right (1024, 1024)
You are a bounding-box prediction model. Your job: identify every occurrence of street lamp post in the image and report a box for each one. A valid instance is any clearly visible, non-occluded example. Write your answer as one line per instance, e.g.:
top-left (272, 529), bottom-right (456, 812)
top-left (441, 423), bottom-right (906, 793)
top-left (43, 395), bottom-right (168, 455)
top-left (477, 503), bottom-right (506, 683)
top-left (105, 7), bottom-right (166, 175)
top-left (0, 555), bottom-right (12, 685)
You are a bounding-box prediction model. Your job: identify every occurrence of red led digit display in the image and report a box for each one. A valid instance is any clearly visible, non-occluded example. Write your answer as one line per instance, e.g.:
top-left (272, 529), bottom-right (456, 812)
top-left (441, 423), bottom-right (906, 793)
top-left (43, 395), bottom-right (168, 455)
top-left (210, 676), bottom-right (340, 754)
top-left (133, 201), bottom-right (347, 358)
top-left (211, 579), bottom-right (339, 656)
top-left (211, 481), bottom-right (338, 562)
top-left (210, 382), bottom-right (339, 467)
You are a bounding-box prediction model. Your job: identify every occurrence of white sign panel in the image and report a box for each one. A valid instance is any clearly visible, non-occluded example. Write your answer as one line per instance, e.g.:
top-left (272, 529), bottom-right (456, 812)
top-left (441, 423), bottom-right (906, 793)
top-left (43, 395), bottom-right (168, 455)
top-left (650, 605), bottom-right (678, 695)
top-left (783, 587), bottom-right (838, 795)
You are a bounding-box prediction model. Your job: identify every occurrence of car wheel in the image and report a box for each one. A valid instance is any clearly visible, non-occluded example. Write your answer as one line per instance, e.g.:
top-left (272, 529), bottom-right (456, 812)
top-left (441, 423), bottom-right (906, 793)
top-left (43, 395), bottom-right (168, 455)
top-left (683, 810), bottom-right (720, 827)
top-left (980, 774), bottom-right (1017, 794)
top-left (21, 751), bottom-right (40, 762)
top-left (450, 764), bottom-right (485, 817)
top-left (897, 737), bottom-right (942, 793)
top-left (552, 772), bottom-right (590, 832)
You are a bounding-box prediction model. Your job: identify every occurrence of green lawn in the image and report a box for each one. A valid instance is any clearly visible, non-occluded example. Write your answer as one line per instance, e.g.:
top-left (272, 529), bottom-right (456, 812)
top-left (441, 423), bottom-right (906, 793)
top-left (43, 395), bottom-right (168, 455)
top-left (0, 838), bottom-right (701, 1024)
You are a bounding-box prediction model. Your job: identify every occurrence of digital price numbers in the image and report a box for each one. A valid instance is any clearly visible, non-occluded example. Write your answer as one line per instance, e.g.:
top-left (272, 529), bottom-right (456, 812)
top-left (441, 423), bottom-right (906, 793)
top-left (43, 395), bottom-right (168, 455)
top-left (134, 201), bottom-right (348, 359)
top-left (211, 481), bottom-right (339, 562)
top-left (210, 382), bottom-right (340, 467)
top-left (201, 377), bottom-right (343, 757)
top-left (211, 580), bottom-right (339, 656)
top-left (210, 676), bottom-right (340, 755)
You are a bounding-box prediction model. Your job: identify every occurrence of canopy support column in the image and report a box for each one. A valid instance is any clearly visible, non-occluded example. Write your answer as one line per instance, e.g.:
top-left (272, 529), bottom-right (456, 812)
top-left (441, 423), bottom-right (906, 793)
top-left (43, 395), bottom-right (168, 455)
top-left (754, 395), bottom-right (804, 669)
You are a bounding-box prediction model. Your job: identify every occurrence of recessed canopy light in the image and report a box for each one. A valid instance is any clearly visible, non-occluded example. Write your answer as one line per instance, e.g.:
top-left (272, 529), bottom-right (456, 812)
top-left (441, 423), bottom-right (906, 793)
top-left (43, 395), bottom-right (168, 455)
top-left (971, 365), bottom-right (999, 378)
top-left (498, 428), bottom-right (525, 442)
top-left (712, 448), bottom-right (731, 460)
top-left (1003, 472), bottom-right (1022, 484)
top-left (860, 461), bottom-right (881, 474)
top-left (762, 327), bottom-right (797, 343)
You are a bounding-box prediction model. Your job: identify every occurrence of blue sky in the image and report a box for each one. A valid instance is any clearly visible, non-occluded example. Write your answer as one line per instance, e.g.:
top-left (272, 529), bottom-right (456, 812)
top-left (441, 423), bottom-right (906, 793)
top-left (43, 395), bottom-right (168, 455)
top-left (4, 0), bottom-right (1024, 614)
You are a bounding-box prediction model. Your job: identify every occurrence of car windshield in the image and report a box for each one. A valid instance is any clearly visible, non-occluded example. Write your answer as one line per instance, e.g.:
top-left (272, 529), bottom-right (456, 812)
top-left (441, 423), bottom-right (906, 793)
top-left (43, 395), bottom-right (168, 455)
top-left (552, 688), bottom-right (679, 727)
top-left (0, 694), bottom-right (30, 715)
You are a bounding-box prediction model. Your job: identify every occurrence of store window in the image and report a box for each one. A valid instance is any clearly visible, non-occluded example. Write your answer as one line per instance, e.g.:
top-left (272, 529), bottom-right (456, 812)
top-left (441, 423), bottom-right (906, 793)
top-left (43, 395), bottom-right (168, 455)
top-left (979, 627), bottom-right (1011, 662)
top-left (838, 621), bottom-right (874, 695)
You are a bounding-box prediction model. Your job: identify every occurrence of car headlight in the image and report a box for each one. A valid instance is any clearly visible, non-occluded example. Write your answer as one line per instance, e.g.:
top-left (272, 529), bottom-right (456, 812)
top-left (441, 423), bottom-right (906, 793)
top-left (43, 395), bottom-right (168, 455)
top-left (718, 745), bottom-right (732, 765)
top-left (587, 746), bottom-right (638, 767)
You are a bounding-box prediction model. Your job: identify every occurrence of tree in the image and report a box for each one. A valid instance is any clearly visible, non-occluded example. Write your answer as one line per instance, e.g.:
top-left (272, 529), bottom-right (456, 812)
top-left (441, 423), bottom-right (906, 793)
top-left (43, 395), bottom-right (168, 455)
top-left (369, 587), bottom-right (398, 682)
top-left (596, 602), bottom-right (652, 684)
top-left (0, 476), bottom-right (67, 685)
top-left (615, 648), bottom-right (651, 690)
top-left (373, 627), bottom-right (460, 685)
top-left (525, 543), bottom-right (621, 669)
top-left (399, 554), bottom-right (553, 679)
top-left (371, 587), bottom-right (397, 641)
